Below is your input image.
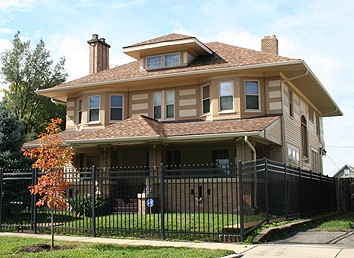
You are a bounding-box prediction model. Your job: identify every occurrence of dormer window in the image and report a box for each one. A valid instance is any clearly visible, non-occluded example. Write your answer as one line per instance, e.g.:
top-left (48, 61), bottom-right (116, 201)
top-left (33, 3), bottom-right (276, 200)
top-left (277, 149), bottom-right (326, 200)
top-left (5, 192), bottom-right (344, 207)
top-left (146, 53), bottom-right (180, 70)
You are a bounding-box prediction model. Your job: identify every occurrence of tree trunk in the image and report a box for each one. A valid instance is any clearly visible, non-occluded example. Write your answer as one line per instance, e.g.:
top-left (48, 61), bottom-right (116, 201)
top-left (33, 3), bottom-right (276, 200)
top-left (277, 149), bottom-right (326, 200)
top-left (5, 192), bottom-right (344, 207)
top-left (51, 210), bottom-right (54, 250)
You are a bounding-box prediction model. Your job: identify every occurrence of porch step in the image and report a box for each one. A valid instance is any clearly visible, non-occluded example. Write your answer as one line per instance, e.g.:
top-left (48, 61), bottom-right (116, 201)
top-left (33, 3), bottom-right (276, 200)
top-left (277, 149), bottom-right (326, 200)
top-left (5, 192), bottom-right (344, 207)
top-left (219, 234), bottom-right (240, 242)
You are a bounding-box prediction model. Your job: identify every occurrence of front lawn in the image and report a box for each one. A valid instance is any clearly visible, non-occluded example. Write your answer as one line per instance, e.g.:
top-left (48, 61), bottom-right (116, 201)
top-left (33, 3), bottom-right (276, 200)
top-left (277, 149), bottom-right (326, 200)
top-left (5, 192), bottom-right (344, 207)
top-left (315, 212), bottom-right (354, 231)
top-left (0, 236), bottom-right (234, 258)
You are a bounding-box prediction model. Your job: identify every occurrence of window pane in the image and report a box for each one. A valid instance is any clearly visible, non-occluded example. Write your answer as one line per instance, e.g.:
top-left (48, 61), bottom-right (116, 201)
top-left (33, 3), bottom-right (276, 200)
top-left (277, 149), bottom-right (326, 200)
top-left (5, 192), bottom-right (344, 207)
top-left (90, 96), bottom-right (100, 108)
top-left (111, 95), bottom-right (123, 107)
top-left (111, 108), bottom-right (122, 120)
top-left (154, 106), bottom-right (161, 119)
top-left (166, 104), bottom-right (174, 118)
top-left (203, 85), bottom-right (210, 98)
top-left (164, 53), bottom-right (180, 67)
top-left (147, 56), bottom-right (162, 69)
top-left (203, 99), bottom-right (210, 113)
top-left (154, 92), bottom-right (162, 105)
top-left (166, 91), bottom-right (174, 105)
top-left (220, 82), bottom-right (233, 96)
top-left (220, 96), bottom-right (233, 110)
top-left (246, 96), bottom-right (259, 109)
top-left (89, 108), bottom-right (99, 121)
top-left (245, 81), bottom-right (259, 94)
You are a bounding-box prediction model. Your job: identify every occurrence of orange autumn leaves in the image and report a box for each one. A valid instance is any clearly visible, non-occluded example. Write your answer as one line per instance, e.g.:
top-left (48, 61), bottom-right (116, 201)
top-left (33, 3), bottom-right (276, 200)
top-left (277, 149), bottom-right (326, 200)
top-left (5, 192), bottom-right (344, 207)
top-left (23, 118), bottom-right (73, 210)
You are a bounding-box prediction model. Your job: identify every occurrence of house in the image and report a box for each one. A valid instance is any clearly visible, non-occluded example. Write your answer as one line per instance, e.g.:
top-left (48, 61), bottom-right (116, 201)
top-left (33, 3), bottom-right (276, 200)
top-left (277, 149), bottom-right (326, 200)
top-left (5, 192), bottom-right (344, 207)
top-left (33, 33), bottom-right (342, 175)
top-left (333, 165), bottom-right (354, 178)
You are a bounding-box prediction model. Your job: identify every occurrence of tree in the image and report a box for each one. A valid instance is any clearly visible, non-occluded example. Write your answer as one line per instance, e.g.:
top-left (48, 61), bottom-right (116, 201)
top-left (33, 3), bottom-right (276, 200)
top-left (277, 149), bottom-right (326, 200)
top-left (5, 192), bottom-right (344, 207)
top-left (23, 118), bottom-right (73, 250)
top-left (0, 103), bottom-right (25, 168)
top-left (0, 32), bottom-right (67, 141)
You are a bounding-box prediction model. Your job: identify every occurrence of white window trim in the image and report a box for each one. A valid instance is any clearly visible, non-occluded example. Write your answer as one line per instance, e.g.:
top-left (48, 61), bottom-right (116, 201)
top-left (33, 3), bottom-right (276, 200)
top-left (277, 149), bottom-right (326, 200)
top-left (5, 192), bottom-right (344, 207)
top-left (109, 94), bottom-right (124, 122)
top-left (219, 81), bottom-right (234, 112)
top-left (201, 85), bottom-right (210, 115)
top-left (245, 80), bottom-right (261, 112)
top-left (153, 90), bottom-right (175, 121)
top-left (287, 144), bottom-right (300, 165)
top-left (88, 95), bottom-right (100, 123)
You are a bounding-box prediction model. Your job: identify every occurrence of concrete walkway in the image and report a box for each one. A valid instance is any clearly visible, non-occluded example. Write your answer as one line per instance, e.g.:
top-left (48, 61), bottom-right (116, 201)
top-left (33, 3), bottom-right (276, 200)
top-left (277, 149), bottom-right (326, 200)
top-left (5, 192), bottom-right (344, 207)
top-left (1, 232), bottom-right (354, 257)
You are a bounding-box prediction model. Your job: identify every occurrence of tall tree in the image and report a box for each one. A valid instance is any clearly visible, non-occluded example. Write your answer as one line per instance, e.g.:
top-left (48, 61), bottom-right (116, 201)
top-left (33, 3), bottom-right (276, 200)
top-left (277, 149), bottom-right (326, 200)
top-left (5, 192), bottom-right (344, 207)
top-left (0, 104), bottom-right (25, 168)
top-left (0, 32), bottom-right (67, 141)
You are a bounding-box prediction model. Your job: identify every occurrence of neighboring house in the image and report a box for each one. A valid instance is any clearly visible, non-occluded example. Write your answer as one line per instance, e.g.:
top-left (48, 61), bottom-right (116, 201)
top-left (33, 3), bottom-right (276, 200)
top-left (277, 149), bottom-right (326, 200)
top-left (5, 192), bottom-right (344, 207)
top-left (333, 165), bottom-right (354, 178)
top-left (30, 33), bottom-right (342, 174)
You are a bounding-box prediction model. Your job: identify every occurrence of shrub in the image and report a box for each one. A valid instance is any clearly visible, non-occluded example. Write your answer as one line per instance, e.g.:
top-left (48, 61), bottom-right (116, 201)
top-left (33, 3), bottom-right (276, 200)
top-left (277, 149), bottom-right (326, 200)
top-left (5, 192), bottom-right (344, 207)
top-left (68, 194), bottom-right (106, 217)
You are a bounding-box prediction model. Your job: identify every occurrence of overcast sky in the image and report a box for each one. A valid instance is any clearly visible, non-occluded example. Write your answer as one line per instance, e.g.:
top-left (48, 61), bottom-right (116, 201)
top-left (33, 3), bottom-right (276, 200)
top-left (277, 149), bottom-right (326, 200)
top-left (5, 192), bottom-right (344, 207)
top-left (0, 0), bottom-right (353, 176)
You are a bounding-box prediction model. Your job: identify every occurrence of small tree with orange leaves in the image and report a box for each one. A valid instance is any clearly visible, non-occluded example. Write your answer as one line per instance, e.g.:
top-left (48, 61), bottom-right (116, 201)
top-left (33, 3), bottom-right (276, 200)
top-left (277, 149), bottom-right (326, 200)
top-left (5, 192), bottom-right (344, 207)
top-left (23, 118), bottom-right (73, 250)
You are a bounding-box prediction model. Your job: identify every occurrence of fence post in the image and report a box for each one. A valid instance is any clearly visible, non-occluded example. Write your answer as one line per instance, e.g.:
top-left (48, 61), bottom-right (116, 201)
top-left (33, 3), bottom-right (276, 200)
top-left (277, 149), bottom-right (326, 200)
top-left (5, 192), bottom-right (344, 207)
top-left (298, 167), bottom-right (302, 217)
top-left (0, 167), bottom-right (3, 232)
top-left (284, 163), bottom-right (288, 220)
top-left (91, 165), bottom-right (96, 237)
top-left (238, 161), bottom-right (244, 242)
top-left (31, 168), bottom-right (38, 234)
top-left (265, 158), bottom-right (269, 223)
top-left (159, 163), bottom-right (165, 240)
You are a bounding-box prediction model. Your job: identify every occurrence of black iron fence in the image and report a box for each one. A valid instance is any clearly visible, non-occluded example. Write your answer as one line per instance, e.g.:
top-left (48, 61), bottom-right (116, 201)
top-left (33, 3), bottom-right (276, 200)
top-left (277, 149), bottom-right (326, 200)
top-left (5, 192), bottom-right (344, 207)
top-left (0, 158), bottom-right (336, 242)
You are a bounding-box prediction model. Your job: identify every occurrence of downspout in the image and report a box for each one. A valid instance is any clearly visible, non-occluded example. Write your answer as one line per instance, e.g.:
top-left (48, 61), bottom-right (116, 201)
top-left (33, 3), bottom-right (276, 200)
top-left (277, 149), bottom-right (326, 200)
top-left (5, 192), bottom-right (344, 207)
top-left (244, 136), bottom-right (257, 210)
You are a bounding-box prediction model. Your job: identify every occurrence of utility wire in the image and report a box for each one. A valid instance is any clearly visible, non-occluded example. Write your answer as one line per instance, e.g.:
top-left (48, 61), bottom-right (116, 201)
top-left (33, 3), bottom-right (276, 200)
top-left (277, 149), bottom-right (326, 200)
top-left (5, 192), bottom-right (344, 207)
top-left (324, 154), bottom-right (341, 170)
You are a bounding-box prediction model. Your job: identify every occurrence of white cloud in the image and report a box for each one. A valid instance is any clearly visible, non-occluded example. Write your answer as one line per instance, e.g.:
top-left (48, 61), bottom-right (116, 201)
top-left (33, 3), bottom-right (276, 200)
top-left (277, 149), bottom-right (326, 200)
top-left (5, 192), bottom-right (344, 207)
top-left (0, 0), bottom-right (36, 12)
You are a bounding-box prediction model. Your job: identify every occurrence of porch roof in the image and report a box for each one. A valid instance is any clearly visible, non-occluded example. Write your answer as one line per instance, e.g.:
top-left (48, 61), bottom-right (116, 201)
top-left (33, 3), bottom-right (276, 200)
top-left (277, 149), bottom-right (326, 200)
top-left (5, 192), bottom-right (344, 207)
top-left (36, 115), bottom-right (280, 146)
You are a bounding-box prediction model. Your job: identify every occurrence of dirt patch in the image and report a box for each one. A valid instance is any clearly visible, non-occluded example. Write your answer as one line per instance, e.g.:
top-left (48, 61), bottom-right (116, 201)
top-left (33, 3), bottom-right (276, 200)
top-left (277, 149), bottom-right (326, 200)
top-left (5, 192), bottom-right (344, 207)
top-left (18, 243), bottom-right (73, 253)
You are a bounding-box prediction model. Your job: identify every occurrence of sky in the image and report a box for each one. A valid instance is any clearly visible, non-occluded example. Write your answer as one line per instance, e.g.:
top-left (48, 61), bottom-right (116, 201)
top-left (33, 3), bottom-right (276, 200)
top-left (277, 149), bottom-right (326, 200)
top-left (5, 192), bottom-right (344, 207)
top-left (0, 0), bottom-right (353, 176)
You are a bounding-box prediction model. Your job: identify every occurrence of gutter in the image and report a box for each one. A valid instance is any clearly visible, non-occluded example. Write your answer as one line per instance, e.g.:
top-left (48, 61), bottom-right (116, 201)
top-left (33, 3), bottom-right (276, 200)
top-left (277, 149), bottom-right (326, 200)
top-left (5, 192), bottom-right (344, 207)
top-left (51, 98), bottom-right (67, 105)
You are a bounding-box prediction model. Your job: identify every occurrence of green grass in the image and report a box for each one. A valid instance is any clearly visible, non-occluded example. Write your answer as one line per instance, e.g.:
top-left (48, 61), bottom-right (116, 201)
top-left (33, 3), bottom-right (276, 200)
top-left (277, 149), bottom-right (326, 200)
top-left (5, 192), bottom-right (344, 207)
top-left (0, 236), bottom-right (234, 258)
top-left (315, 212), bottom-right (354, 231)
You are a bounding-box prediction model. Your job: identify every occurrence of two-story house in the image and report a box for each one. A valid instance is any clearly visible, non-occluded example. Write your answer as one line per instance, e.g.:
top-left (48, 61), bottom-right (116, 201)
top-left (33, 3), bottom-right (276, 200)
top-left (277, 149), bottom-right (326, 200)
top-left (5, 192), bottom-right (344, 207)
top-left (34, 33), bottom-right (342, 174)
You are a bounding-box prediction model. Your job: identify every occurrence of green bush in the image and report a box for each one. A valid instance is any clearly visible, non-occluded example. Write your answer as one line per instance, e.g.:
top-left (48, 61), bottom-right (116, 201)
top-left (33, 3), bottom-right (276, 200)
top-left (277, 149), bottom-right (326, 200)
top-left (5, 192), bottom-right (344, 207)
top-left (68, 194), bottom-right (106, 217)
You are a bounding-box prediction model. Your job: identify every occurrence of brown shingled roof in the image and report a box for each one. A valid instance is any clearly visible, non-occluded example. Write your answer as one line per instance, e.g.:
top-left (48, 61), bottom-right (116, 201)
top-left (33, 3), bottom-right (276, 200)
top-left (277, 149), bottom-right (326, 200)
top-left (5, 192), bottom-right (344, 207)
top-left (66, 115), bottom-right (280, 143)
top-left (50, 41), bottom-right (295, 89)
top-left (124, 33), bottom-right (194, 48)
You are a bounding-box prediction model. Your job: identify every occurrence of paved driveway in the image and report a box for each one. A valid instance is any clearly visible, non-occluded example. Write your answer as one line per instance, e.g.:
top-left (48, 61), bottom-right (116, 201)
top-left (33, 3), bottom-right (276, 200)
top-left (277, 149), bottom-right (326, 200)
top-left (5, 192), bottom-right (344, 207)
top-left (270, 229), bottom-right (354, 249)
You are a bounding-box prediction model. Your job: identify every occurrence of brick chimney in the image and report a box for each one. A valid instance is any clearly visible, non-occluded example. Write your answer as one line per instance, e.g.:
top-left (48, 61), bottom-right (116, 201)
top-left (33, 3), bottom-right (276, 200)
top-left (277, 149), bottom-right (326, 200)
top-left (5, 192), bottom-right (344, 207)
top-left (87, 34), bottom-right (111, 74)
top-left (261, 35), bottom-right (278, 55)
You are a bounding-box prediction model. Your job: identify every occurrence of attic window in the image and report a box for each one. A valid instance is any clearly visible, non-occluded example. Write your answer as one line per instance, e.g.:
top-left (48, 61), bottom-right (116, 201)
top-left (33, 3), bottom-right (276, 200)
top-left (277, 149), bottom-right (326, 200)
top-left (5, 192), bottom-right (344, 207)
top-left (146, 53), bottom-right (180, 70)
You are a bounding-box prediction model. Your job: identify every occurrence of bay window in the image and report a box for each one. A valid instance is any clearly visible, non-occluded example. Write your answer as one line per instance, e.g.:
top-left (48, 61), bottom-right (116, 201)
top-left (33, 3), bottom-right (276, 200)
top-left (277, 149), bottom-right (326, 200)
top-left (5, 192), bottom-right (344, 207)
top-left (110, 95), bottom-right (123, 121)
top-left (219, 81), bottom-right (234, 111)
top-left (89, 96), bottom-right (100, 122)
top-left (245, 81), bottom-right (260, 110)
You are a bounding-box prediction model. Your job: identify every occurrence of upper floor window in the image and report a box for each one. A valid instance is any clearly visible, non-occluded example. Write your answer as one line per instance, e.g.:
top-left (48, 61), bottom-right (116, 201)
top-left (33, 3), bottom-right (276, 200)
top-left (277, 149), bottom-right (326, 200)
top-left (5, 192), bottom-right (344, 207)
top-left (287, 144), bottom-right (300, 165)
top-left (219, 81), bottom-right (233, 111)
top-left (147, 55), bottom-right (162, 70)
top-left (164, 53), bottom-right (180, 67)
top-left (89, 96), bottom-right (100, 122)
top-left (153, 91), bottom-right (175, 120)
top-left (289, 89), bottom-right (294, 117)
top-left (301, 116), bottom-right (309, 158)
top-left (202, 85), bottom-right (210, 114)
top-left (110, 95), bottom-right (123, 121)
top-left (245, 81), bottom-right (259, 110)
top-left (78, 99), bottom-right (82, 124)
top-left (146, 53), bottom-right (180, 70)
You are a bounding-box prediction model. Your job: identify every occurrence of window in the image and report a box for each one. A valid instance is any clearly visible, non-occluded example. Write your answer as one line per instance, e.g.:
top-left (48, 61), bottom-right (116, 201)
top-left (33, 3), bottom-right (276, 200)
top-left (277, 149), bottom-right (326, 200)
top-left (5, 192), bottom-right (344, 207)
top-left (202, 85), bottom-right (210, 114)
top-left (110, 95), bottom-right (123, 121)
top-left (153, 92), bottom-right (162, 119)
top-left (78, 99), bottom-right (82, 124)
top-left (165, 91), bottom-right (175, 119)
top-left (309, 107), bottom-right (314, 122)
top-left (212, 149), bottom-right (230, 174)
top-left (164, 53), bottom-right (180, 67)
top-left (245, 81), bottom-right (259, 110)
top-left (289, 89), bottom-right (294, 117)
top-left (344, 168), bottom-right (350, 177)
top-left (316, 113), bottom-right (321, 137)
top-left (89, 96), bottom-right (100, 122)
top-left (147, 55), bottom-right (162, 70)
top-left (219, 81), bottom-right (234, 111)
top-left (311, 150), bottom-right (321, 173)
top-left (287, 144), bottom-right (300, 165)
top-left (301, 116), bottom-right (308, 158)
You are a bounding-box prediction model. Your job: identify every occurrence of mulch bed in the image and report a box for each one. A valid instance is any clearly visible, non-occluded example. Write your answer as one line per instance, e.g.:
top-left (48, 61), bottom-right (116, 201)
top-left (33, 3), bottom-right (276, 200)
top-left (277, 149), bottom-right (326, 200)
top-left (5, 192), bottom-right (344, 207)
top-left (18, 243), bottom-right (73, 253)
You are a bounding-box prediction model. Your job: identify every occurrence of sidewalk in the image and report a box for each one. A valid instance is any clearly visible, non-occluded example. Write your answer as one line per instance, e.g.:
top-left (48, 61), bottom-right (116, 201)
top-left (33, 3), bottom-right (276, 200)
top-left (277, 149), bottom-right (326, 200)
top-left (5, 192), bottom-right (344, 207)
top-left (1, 232), bottom-right (354, 258)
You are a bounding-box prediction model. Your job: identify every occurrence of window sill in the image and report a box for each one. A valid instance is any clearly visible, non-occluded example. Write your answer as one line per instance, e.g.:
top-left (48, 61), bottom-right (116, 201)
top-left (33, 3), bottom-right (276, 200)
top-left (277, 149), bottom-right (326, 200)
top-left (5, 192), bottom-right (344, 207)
top-left (200, 112), bottom-right (211, 118)
top-left (87, 121), bottom-right (101, 125)
top-left (109, 120), bottom-right (123, 124)
top-left (245, 109), bottom-right (262, 113)
top-left (218, 110), bottom-right (236, 115)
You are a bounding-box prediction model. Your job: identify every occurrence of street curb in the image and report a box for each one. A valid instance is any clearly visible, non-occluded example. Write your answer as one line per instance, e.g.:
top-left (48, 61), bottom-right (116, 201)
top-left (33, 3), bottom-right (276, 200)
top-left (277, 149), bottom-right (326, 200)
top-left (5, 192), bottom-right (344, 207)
top-left (252, 212), bottom-right (338, 244)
